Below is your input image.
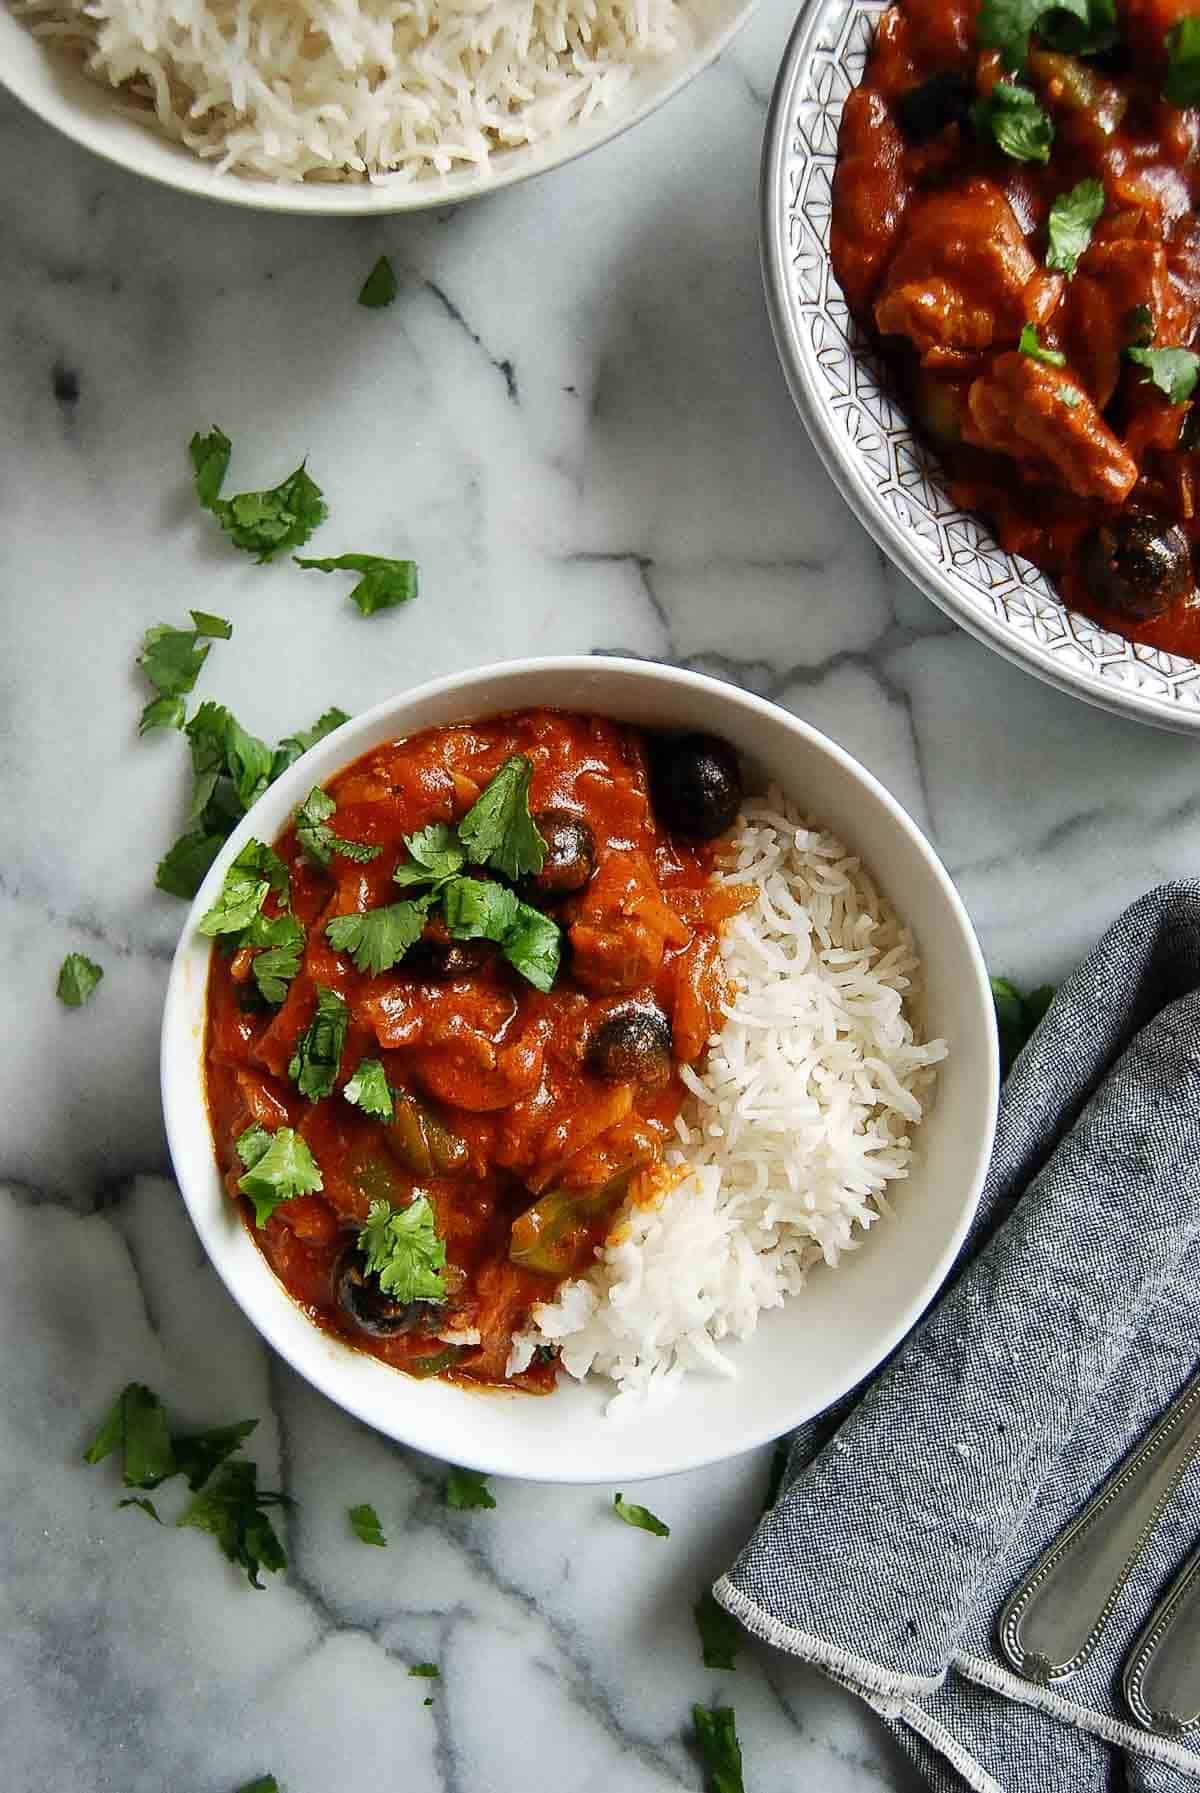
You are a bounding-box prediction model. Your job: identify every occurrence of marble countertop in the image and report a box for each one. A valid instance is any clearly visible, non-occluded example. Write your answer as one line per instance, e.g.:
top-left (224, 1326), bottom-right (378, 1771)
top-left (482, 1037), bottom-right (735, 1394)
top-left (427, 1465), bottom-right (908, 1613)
top-left (7, 6), bottom-right (1200, 1789)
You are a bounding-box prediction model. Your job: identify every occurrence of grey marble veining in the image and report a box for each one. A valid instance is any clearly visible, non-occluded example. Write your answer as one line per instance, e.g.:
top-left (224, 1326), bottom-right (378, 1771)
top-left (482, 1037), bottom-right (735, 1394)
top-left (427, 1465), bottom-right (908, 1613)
top-left (4, 2), bottom-right (1198, 1786)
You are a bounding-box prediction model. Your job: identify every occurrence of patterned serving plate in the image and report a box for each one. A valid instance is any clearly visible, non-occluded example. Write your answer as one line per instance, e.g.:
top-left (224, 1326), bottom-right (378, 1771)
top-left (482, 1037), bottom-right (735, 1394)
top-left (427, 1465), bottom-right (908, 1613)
top-left (760, 0), bottom-right (1200, 733)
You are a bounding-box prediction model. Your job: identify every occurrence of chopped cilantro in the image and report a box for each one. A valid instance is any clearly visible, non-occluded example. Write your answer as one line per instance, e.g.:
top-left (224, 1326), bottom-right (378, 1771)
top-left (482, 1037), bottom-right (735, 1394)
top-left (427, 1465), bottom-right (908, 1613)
top-left (118, 1496), bottom-right (163, 1522)
top-left (294, 553), bottom-right (418, 617)
top-left (1165, 17), bottom-right (1200, 106)
top-left (188, 702), bottom-right (275, 816)
top-left (992, 976), bottom-right (1056, 1077)
top-left (288, 986), bottom-right (350, 1102)
top-left (1037, 0), bottom-right (1115, 55)
top-left (189, 426), bottom-right (232, 510)
top-left (977, 0), bottom-right (1091, 69)
top-left (200, 439), bottom-right (327, 562)
top-left (410, 1663), bottom-right (440, 1679)
top-left (155, 829), bottom-right (226, 899)
top-left (295, 786), bottom-right (382, 868)
top-left (343, 1058), bottom-right (394, 1122)
top-left (443, 876), bottom-right (520, 941)
top-left (325, 899), bottom-right (432, 976)
top-left (172, 1420), bottom-right (259, 1492)
top-left (693, 1704), bottom-right (744, 1793)
top-left (190, 610), bottom-right (233, 640)
top-left (358, 1196), bottom-right (447, 1304)
top-left (197, 837), bottom-right (290, 937)
top-left (695, 1591), bottom-right (741, 1671)
top-left (444, 1466), bottom-right (497, 1510)
top-left (1128, 345), bottom-right (1200, 404)
top-left (972, 81), bottom-right (1053, 163)
top-left (499, 901), bottom-right (561, 993)
top-left (358, 255), bottom-right (399, 309)
top-left (393, 823), bottom-right (466, 891)
top-left (458, 755), bottom-right (547, 881)
top-left (178, 1458), bottom-right (292, 1588)
top-left (234, 1778), bottom-right (279, 1793)
top-left (137, 611), bottom-right (229, 734)
top-left (1045, 178), bottom-right (1104, 276)
top-left (613, 1493), bottom-right (670, 1537)
top-left (349, 1502), bottom-right (387, 1546)
top-left (57, 952), bottom-right (103, 1008)
top-left (84, 1383), bottom-right (176, 1488)
top-left (271, 707), bottom-right (349, 779)
top-left (243, 913), bottom-right (306, 1005)
top-left (236, 1124), bottom-right (324, 1225)
top-left (1019, 323), bottom-right (1066, 367)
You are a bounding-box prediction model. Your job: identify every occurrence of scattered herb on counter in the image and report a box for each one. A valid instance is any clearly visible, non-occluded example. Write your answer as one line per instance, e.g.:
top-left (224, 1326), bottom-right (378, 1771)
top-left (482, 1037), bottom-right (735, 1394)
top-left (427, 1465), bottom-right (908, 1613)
top-left (233, 1777), bottom-right (279, 1793)
top-left (409, 1663), bottom-right (440, 1679)
top-left (172, 1420), bottom-right (260, 1492)
top-left (85, 1384), bottom-right (176, 1487)
top-left (991, 976), bottom-right (1056, 1077)
top-left (613, 1493), bottom-right (670, 1537)
top-left (1127, 345), bottom-right (1200, 404)
top-left (692, 1704), bottom-right (744, 1793)
top-left (349, 1502), bottom-right (387, 1546)
top-left (189, 428), bottom-right (328, 562)
top-left (137, 610), bottom-right (231, 734)
top-left (326, 899), bottom-right (433, 976)
top-left (236, 1124), bottom-right (324, 1225)
top-left (393, 823), bottom-right (467, 892)
top-left (695, 1591), bottom-right (741, 1671)
top-left (119, 1496), bottom-right (163, 1522)
top-left (179, 1458), bottom-right (292, 1588)
top-left (1018, 323), bottom-right (1067, 368)
top-left (972, 81), bottom-right (1053, 164)
top-left (190, 426), bottom-right (233, 510)
top-left (288, 985), bottom-right (351, 1102)
top-left (444, 1466), bottom-right (497, 1510)
top-left (295, 786), bottom-right (382, 868)
top-left (359, 1196), bottom-right (447, 1304)
top-left (57, 952), bottom-right (103, 1008)
top-left (458, 754), bottom-right (546, 881)
top-left (343, 1058), bottom-right (395, 1122)
top-left (358, 255), bottom-right (398, 309)
top-left (1165, 17), bottom-right (1200, 107)
top-left (1045, 177), bottom-right (1104, 276)
top-left (295, 552), bottom-right (419, 617)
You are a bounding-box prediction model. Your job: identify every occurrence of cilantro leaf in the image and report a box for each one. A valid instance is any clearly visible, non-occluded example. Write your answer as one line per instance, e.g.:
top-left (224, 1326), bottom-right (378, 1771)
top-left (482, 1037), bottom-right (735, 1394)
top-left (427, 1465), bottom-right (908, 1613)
top-left (234, 1779), bottom-right (279, 1793)
top-left (500, 901), bottom-right (561, 993)
top-left (190, 610), bottom-right (233, 639)
top-left (237, 1123), bottom-right (324, 1224)
top-left (458, 756), bottom-right (547, 881)
top-left (358, 255), bottom-right (399, 309)
top-left (613, 1493), bottom-right (670, 1536)
top-left (358, 1196), bottom-right (447, 1304)
top-left (172, 1420), bottom-right (259, 1492)
top-left (188, 703), bottom-right (274, 815)
top-left (693, 1704), bottom-right (744, 1793)
top-left (178, 1458), bottom-right (292, 1589)
top-left (343, 1058), bottom-right (394, 1122)
top-left (156, 829), bottom-right (226, 899)
top-left (198, 852), bottom-right (271, 937)
top-left (1166, 17), bottom-right (1200, 106)
top-left (991, 976), bottom-right (1056, 1077)
top-left (204, 455), bottom-right (328, 563)
top-left (410, 1663), bottom-right (440, 1678)
top-left (84, 1384), bottom-right (176, 1488)
top-left (271, 707), bottom-right (349, 780)
top-left (137, 612), bottom-right (229, 734)
top-left (349, 1502), bottom-right (387, 1546)
top-left (295, 786), bottom-right (382, 868)
top-left (695, 1591), bottom-right (741, 1671)
top-left (444, 1466), bottom-right (497, 1510)
top-left (973, 81), bottom-right (1054, 163)
top-left (119, 1496), bottom-right (163, 1522)
top-left (443, 876), bottom-right (520, 941)
top-left (189, 426), bottom-right (232, 510)
top-left (244, 913), bottom-right (306, 1005)
top-left (57, 952), bottom-right (103, 1007)
top-left (1019, 322), bottom-right (1067, 367)
top-left (294, 552), bottom-right (419, 617)
top-left (287, 986), bottom-right (350, 1102)
top-left (1038, 0), bottom-right (1115, 54)
top-left (977, 0), bottom-right (1089, 69)
top-left (1046, 177), bottom-right (1104, 276)
top-left (1128, 345), bottom-right (1200, 404)
top-left (325, 899), bottom-right (432, 975)
top-left (393, 822), bottom-right (466, 890)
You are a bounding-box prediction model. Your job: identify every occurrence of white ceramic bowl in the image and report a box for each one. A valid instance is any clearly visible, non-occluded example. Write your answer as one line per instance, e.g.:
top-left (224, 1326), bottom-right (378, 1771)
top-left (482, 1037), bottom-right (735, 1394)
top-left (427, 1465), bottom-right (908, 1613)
top-left (0, 0), bottom-right (754, 215)
top-left (161, 655), bottom-right (998, 1482)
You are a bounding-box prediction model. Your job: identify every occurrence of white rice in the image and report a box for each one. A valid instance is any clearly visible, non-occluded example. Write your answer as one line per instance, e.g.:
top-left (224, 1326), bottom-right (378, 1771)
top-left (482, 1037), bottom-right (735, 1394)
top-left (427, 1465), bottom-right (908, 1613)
top-left (507, 791), bottom-right (948, 1415)
top-left (13, 0), bottom-right (683, 183)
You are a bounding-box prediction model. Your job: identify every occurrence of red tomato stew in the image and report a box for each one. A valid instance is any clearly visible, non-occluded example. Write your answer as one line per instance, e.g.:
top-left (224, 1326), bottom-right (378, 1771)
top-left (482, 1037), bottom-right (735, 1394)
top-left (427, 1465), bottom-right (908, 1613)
top-left (831, 0), bottom-right (1200, 653)
top-left (203, 710), bottom-right (751, 1392)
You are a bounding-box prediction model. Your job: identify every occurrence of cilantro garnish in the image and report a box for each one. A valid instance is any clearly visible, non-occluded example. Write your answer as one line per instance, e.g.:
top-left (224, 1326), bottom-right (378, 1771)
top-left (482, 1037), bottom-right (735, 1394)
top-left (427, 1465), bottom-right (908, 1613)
top-left (295, 786), bottom-right (382, 868)
top-left (179, 1458), bottom-right (292, 1588)
top-left (393, 822), bottom-right (466, 891)
top-left (325, 899), bottom-right (432, 975)
top-left (458, 755), bottom-right (547, 881)
top-left (443, 876), bottom-right (520, 941)
top-left (991, 976), bottom-right (1056, 1076)
top-left (1165, 17), bottom-right (1200, 106)
top-left (1037, 0), bottom-right (1115, 55)
top-left (188, 702), bottom-right (274, 818)
top-left (695, 1591), bottom-right (741, 1671)
top-left (349, 1502), bottom-right (387, 1546)
top-left (1128, 345), bottom-right (1200, 404)
top-left (243, 913), bottom-right (306, 1005)
top-left (189, 427), bottom-right (328, 563)
top-left (410, 1663), bottom-right (440, 1679)
top-left (271, 707), bottom-right (349, 779)
top-left (119, 1496), bottom-right (163, 1522)
top-left (497, 901), bottom-right (561, 993)
top-left (156, 830), bottom-right (227, 900)
top-left (84, 1383), bottom-right (176, 1488)
top-left (189, 426), bottom-right (232, 510)
top-left (972, 81), bottom-right (1053, 163)
top-left (1019, 323), bottom-right (1067, 367)
top-left (977, 0), bottom-right (1093, 69)
top-left (444, 1466), bottom-right (497, 1510)
top-left (57, 952), bottom-right (103, 1008)
top-left (137, 611), bottom-right (230, 734)
top-left (343, 1058), bottom-right (394, 1122)
top-left (358, 1196), bottom-right (447, 1304)
top-left (1046, 178), bottom-right (1104, 276)
top-left (358, 255), bottom-right (398, 309)
top-left (236, 1124), bottom-right (324, 1224)
top-left (613, 1493), bottom-right (670, 1536)
top-left (288, 986), bottom-right (350, 1102)
top-left (198, 838), bottom-right (289, 937)
top-left (294, 553), bottom-right (419, 617)
top-left (693, 1704), bottom-right (744, 1793)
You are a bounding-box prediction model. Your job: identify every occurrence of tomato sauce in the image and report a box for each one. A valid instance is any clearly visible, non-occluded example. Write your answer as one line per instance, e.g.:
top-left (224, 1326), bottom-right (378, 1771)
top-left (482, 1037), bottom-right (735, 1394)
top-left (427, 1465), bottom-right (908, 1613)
top-left (204, 709), bottom-right (742, 1392)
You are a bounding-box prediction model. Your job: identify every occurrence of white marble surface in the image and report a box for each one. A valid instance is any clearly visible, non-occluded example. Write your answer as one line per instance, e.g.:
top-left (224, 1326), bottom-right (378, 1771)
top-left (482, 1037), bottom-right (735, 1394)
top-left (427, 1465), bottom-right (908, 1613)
top-left (6, 6), bottom-right (1200, 1789)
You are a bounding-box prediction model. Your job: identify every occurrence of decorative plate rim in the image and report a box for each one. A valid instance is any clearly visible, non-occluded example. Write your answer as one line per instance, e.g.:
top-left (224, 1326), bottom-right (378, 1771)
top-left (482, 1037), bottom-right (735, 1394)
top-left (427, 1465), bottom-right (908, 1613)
top-left (759, 0), bottom-right (1200, 735)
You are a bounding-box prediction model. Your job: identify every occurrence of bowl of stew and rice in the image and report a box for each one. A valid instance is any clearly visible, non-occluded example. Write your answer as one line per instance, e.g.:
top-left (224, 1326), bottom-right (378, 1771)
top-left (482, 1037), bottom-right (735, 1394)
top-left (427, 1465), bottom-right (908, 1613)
top-left (161, 656), bottom-right (997, 1483)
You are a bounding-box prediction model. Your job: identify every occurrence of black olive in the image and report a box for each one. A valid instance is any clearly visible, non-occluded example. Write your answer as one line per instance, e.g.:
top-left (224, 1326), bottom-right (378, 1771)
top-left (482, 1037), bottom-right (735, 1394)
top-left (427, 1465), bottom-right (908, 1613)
top-left (587, 1006), bottom-right (673, 1088)
top-left (895, 71), bottom-right (973, 144)
top-left (335, 1247), bottom-right (441, 1338)
top-left (532, 809), bottom-right (596, 895)
top-left (404, 927), bottom-right (491, 981)
top-left (650, 733), bottom-right (743, 840)
top-left (1079, 515), bottom-right (1192, 622)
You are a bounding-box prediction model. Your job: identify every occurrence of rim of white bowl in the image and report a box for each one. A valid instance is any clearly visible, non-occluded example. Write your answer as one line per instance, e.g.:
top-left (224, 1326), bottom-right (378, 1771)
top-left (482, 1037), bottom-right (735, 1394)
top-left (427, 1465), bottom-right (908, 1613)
top-left (0, 0), bottom-right (757, 216)
top-left (161, 655), bottom-right (999, 1481)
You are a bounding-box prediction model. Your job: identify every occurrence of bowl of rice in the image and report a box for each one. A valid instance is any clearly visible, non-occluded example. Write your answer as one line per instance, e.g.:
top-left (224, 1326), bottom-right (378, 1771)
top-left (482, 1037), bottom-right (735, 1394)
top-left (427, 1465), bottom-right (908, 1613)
top-left (162, 655), bottom-right (998, 1482)
top-left (0, 0), bottom-right (754, 212)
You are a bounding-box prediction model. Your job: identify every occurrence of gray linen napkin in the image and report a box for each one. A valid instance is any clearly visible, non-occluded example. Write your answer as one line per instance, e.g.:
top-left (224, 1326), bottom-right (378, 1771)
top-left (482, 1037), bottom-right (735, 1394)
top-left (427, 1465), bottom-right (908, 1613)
top-left (715, 881), bottom-right (1200, 1793)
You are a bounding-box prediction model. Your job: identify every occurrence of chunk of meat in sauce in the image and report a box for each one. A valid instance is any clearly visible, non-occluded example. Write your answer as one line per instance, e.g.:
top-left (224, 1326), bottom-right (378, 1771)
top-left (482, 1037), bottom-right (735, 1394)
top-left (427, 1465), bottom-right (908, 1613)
top-left (1064, 237), bottom-right (1182, 410)
top-left (567, 850), bottom-right (690, 995)
top-left (832, 85), bottom-right (911, 316)
top-left (964, 352), bottom-right (1139, 504)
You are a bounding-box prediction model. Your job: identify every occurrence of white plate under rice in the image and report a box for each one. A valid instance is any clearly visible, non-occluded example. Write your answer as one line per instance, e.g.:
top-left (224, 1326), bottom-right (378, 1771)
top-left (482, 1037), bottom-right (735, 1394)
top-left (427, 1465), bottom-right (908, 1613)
top-left (507, 789), bottom-right (948, 1414)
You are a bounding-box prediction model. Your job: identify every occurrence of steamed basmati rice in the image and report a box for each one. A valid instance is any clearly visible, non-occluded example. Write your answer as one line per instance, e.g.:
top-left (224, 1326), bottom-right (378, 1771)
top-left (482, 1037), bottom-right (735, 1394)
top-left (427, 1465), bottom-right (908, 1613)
top-left (14, 0), bottom-right (684, 183)
top-left (507, 791), bottom-right (948, 1414)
